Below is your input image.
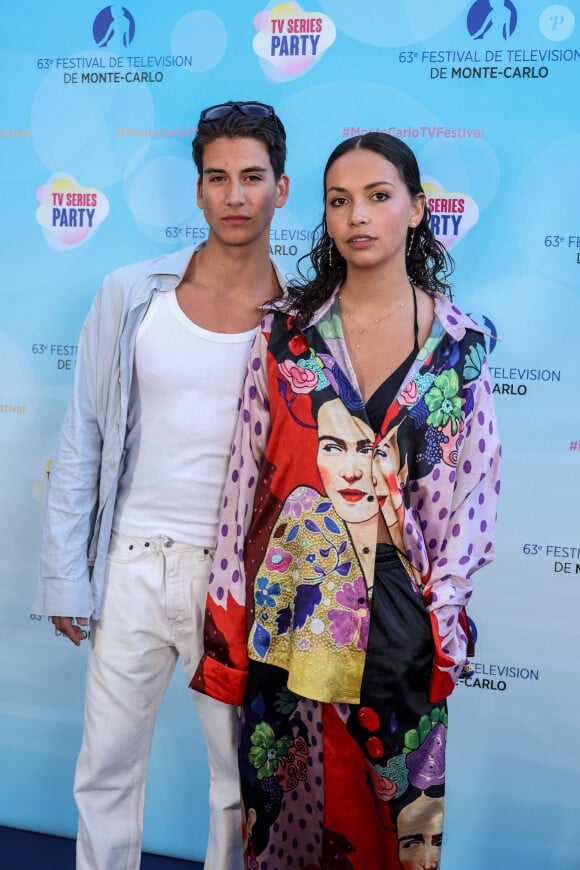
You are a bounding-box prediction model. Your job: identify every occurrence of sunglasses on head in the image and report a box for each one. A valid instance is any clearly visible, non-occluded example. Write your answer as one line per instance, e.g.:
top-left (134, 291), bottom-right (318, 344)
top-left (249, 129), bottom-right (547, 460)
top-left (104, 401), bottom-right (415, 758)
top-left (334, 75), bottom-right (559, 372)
top-left (199, 101), bottom-right (286, 137)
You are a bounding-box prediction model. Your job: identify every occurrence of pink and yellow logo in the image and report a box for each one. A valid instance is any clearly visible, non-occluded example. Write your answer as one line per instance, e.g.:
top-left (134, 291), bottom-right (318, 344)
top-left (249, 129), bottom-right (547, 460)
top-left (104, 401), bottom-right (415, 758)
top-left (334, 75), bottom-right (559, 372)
top-left (422, 178), bottom-right (479, 249)
top-left (253, 2), bottom-right (335, 81)
top-left (36, 174), bottom-right (110, 250)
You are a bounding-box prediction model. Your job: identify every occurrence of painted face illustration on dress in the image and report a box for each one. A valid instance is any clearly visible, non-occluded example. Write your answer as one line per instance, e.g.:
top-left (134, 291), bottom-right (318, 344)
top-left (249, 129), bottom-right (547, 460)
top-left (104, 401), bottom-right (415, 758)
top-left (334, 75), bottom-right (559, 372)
top-left (316, 398), bottom-right (378, 525)
top-left (372, 432), bottom-right (404, 531)
top-left (396, 793), bottom-right (444, 870)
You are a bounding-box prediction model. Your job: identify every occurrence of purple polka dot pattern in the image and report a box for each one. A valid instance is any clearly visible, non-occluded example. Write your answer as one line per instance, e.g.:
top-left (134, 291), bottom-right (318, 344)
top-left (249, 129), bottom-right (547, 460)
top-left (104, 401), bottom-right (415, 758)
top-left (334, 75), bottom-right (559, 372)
top-left (199, 304), bottom-right (500, 762)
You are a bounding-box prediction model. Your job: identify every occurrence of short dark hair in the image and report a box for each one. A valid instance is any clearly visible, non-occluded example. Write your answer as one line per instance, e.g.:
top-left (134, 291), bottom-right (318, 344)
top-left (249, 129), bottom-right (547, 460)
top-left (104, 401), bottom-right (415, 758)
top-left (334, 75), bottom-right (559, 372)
top-left (192, 103), bottom-right (287, 180)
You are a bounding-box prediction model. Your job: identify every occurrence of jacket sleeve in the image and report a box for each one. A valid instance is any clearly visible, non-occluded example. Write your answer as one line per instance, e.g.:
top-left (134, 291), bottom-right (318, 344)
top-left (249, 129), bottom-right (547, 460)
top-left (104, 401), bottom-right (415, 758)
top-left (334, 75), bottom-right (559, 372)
top-left (190, 320), bottom-right (271, 703)
top-left (33, 285), bottom-right (107, 618)
top-left (424, 358), bottom-right (501, 702)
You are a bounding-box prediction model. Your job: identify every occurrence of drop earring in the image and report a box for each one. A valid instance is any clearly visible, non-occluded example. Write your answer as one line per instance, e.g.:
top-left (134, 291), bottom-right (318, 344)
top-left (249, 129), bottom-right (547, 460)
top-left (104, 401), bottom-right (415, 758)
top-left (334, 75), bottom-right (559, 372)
top-left (328, 238), bottom-right (333, 268)
top-left (406, 226), bottom-right (415, 257)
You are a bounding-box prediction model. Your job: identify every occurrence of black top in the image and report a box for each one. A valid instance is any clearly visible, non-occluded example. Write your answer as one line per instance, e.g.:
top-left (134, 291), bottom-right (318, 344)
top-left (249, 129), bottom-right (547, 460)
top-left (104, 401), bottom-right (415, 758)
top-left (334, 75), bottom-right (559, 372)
top-left (365, 284), bottom-right (419, 433)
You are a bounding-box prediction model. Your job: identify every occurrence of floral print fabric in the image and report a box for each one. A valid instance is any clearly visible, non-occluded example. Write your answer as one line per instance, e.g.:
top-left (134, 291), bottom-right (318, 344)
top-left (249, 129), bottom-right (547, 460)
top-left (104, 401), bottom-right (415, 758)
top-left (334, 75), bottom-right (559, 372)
top-left (248, 487), bottom-right (371, 702)
top-left (192, 289), bottom-right (500, 707)
top-left (239, 547), bottom-right (448, 869)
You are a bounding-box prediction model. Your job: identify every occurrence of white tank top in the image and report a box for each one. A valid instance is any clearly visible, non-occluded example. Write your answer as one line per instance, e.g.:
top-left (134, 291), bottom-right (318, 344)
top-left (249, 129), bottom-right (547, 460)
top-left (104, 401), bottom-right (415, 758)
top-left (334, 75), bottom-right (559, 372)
top-left (113, 289), bottom-right (257, 546)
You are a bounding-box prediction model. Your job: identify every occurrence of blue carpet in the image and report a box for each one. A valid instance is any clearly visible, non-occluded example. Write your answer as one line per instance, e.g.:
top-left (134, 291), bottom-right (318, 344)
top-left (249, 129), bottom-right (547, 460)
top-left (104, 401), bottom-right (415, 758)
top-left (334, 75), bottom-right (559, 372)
top-left (0, 826), bottom-right (203, 869)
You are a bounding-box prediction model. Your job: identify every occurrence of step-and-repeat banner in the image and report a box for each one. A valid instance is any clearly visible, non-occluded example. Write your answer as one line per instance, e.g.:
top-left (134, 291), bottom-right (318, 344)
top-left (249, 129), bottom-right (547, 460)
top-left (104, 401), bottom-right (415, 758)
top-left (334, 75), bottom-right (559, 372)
top-left (1, 1), bottom-right (579, 866)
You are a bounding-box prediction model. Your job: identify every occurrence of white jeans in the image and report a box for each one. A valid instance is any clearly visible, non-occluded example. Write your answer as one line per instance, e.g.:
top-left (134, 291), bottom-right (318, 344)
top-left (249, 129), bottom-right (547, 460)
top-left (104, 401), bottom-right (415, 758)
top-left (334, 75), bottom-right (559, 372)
top-left (74, 533), bottom-right (243, 870)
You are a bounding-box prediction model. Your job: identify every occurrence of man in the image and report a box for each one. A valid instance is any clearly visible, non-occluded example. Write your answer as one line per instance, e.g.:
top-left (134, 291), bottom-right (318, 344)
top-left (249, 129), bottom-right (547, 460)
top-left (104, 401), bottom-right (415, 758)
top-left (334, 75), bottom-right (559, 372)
top-left (34, 100), bottom-right (290, 870)
top-left (396, 792), bottom-right (443, 870)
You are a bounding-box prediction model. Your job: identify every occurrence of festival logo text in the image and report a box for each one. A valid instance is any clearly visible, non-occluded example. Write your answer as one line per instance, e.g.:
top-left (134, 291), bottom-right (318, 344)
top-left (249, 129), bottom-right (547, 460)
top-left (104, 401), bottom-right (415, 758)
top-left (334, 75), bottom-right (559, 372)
top-left (36, 175), bottom-right (110, 250)
top-left (423, 178), bottom-right (479, 249)
top-left (253, 2), bottom-right (335, 80)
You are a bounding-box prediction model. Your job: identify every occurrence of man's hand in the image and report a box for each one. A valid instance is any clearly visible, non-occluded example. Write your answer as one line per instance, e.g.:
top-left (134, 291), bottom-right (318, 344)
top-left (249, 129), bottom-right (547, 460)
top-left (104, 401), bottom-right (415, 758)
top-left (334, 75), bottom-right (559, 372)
top-left (51, 616), bottom-right (89, 646)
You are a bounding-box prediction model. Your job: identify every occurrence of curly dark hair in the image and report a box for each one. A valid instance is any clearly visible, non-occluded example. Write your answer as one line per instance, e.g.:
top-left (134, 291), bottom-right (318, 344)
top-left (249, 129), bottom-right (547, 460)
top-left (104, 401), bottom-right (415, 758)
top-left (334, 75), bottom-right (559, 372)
top-left (284, 133), bottom-right (454, 329)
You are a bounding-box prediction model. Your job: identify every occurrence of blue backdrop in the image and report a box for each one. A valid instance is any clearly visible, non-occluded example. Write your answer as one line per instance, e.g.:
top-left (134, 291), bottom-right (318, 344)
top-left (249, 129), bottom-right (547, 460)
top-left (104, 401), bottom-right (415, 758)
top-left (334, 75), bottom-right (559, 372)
top-left (1, 1), bottom-right (579, 866)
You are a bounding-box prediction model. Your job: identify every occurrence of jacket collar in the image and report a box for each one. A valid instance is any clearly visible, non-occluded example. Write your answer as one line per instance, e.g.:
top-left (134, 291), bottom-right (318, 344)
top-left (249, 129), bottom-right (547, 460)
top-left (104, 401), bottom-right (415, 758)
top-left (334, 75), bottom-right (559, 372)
top-left (133, 242), bottom-right (289, 307)
top-left (308, 284), bottom-right (484, 340)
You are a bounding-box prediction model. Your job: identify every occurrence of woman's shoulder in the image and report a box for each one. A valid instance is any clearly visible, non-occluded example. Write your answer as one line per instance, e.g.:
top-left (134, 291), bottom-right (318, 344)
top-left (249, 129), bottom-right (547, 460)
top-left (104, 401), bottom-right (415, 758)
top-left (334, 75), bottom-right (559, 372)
top-left (427, 289), bottom-right (486, 340)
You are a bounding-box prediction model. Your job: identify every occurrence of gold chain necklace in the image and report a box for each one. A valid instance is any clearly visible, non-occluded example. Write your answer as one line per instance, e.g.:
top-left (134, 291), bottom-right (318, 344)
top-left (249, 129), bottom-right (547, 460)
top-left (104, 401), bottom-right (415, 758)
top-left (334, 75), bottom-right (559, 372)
top-left (339, 294), bottom-right (406, 368)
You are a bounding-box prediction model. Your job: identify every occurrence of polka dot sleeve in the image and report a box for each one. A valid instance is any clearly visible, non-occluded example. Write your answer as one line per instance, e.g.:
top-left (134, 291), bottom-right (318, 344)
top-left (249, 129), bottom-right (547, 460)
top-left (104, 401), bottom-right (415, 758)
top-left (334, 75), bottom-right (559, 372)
top-left (190, 318), bottom-right (272, 704)
top-left (425, 359), bottom-right (501, 702)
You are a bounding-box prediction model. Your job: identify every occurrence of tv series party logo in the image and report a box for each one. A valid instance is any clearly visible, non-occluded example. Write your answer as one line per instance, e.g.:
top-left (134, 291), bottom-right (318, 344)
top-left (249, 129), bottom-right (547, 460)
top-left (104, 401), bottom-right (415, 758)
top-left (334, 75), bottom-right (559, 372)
top-left (423, 179), bottom-right (479, 249)
top-left (253, 2), bottom-right (336, 80)
top-left (36, 175), bottom-right (110, 250)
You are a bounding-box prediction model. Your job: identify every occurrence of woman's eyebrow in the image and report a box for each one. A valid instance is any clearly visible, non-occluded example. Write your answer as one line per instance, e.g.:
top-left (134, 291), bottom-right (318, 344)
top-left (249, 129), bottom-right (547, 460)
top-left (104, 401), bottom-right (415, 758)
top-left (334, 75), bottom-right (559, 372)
top-left (326, 181), bottom-right (395, 193)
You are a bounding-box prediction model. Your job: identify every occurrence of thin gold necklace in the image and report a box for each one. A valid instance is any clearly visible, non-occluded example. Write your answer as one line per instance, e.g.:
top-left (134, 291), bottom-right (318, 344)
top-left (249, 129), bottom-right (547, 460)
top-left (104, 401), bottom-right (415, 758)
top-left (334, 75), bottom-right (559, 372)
top-left (339, 292), bottom-right (407, 369)
top-left (339, 296), bottom-right (406, 333)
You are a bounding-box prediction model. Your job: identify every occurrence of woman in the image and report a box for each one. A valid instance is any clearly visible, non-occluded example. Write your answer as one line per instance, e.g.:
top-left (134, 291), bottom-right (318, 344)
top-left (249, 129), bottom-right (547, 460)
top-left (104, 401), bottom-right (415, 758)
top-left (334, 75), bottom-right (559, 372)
top-left (192, 133), bottom-right (501, 869)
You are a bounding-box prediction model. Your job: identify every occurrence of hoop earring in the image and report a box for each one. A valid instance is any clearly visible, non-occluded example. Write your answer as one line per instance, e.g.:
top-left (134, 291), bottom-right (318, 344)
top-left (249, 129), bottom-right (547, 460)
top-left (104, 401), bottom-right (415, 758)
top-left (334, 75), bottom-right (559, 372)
top-left (406, 226), bottom-right (415, 258)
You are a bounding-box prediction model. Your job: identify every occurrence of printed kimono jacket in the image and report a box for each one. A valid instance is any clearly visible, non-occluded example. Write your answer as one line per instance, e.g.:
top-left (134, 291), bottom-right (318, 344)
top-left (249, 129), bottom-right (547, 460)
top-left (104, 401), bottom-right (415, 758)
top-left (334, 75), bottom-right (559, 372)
top-left (192, 289), bottom-right (501, 706)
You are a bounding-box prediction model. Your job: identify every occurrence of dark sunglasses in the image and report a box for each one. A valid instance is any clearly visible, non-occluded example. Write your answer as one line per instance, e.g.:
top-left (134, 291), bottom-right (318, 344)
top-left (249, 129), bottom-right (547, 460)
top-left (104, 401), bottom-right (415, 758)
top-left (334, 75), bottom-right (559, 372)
top-left (199, 101), bottom-right (286, 138)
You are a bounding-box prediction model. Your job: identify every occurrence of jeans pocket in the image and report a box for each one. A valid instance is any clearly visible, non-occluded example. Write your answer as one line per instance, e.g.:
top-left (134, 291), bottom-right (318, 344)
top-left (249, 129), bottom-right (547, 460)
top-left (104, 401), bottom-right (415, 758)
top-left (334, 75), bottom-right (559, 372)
top-left (107, 533), bottom-right (153, 565)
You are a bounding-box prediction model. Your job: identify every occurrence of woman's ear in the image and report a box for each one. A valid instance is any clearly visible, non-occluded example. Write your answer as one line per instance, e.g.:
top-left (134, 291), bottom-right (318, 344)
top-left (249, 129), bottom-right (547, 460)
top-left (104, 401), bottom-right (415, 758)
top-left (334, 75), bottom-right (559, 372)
top-left (411, 192), bottom-right (425, 227)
